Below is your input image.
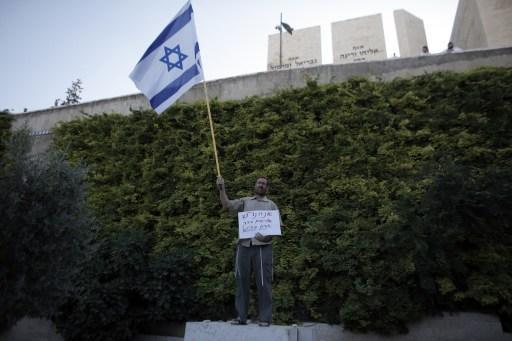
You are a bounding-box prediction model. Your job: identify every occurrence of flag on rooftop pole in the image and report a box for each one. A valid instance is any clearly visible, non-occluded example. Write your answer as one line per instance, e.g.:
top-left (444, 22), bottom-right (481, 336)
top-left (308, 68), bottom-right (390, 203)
top-left (129, 0), bottom-right (203, 114)
top-left (281, 22), bottom-right (293, 35)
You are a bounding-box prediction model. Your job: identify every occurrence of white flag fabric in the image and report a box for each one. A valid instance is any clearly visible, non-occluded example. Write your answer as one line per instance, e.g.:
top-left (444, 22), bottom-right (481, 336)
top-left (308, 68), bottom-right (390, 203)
top-left (130, 1), bottom-right (203, 114)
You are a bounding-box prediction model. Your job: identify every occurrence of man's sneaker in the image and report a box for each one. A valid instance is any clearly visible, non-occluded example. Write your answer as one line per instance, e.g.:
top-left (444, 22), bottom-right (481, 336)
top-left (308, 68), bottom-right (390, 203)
top-left (230, 318), bottom-right (247, 325)
top-left (258, 321), bottom-right (270, 327)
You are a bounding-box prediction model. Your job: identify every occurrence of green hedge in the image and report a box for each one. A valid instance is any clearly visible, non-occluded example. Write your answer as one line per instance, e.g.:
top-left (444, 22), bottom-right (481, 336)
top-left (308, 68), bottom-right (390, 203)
top-left (52, 68), bottom-right (512, 334)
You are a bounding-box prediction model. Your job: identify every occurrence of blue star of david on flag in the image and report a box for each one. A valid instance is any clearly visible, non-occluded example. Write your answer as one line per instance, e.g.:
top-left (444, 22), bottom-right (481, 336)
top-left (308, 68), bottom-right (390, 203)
top-left (129, 0), bottom-right (204, 114)
top-left (160, 45), bottom-right (188, 71)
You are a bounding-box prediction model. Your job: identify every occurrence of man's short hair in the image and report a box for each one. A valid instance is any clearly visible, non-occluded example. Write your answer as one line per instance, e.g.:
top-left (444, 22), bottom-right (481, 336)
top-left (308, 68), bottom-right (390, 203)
top-left (256, 176), bottom-right (270, 186)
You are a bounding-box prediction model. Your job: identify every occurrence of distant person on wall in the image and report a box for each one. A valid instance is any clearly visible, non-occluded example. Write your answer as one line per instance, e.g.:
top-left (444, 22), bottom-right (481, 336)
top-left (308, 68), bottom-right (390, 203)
top-left (421, 45), bottom-right (430, 55)
top-left (216, 176), bottom-right (281, 327)
top-left (445, 41), bottom-right (463, 53)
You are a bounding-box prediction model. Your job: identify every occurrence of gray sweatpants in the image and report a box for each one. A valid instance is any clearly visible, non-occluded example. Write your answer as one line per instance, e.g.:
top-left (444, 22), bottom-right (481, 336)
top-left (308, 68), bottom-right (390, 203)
top-left (234, 244), bottom-right (273, 322)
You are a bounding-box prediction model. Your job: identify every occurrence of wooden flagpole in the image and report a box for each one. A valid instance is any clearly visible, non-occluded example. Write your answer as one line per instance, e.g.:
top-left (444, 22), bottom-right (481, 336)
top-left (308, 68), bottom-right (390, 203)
top-left (202, 80), bottom-right (221, 177)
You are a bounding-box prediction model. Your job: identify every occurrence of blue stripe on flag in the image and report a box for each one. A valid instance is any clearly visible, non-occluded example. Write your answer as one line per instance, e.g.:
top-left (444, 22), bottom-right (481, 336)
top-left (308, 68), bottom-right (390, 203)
top-left (149, 63), bottom-right (200, 109)
top-left (138, 4), bottom-right (194, 63)
top-left (194, 42), bottom-right (202, 68)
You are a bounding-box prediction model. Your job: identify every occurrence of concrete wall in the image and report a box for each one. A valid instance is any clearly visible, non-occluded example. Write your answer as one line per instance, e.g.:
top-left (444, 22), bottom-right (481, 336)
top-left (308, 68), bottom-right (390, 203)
top-left (451, 0), bottom-right (512, 50)
top-left (394, 9), bottom-right (428, 57)
top-left (267, 26), bottom-right (322, 71)
top-left (13, 93), bottom-right (149, 135)
top-left (332, 14), bottom-right (387, 64)
top-left (12, 47), bottom-right (512, 152)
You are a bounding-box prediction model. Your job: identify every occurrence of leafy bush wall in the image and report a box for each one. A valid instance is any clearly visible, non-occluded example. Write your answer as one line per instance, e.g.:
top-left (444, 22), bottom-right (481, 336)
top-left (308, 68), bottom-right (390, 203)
top-left (52, 68), bottom-right (512, 335)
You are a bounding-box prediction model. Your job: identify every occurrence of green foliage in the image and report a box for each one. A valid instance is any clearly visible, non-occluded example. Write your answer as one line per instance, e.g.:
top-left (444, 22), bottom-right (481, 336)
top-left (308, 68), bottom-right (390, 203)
top-left (52, 67), bottom-right (512, 334)
top-left (54, 229), bottom-right (197, 341)
top-left (0, 129), bottom-right (94, 330)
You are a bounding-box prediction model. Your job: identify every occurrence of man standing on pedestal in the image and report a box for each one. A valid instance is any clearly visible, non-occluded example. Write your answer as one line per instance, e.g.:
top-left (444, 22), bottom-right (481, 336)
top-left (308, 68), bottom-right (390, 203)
top-left (216, 176), bottom-right (280, 327)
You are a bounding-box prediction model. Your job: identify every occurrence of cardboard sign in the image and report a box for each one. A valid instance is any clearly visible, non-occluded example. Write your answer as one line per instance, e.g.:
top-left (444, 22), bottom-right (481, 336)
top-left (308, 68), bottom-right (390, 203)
top-left (238, 210), bottom-right (281, 239)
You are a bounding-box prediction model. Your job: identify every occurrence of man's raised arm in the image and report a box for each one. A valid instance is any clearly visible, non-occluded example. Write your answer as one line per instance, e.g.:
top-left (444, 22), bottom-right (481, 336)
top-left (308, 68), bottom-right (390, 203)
top-left (217, 176), bottom-right (230, 209)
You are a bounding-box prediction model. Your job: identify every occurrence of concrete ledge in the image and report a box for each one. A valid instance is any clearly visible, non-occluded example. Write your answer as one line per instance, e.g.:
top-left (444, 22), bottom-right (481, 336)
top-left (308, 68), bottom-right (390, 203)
top-left (184, 313), bottom-right (511, 341)
top-left (184, 321), bottom-right (293, 341)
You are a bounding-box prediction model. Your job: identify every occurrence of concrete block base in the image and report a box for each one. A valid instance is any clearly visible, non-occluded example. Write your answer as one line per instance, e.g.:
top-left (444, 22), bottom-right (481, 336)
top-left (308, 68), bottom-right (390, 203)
top-left (184, 313), bottom-right (511, 341)
top-left (184, 321), bottom-right (293, 341)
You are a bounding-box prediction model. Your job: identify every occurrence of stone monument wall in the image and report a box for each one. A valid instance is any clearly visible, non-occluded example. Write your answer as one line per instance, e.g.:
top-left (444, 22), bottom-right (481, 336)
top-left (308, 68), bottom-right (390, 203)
top-left (331, 14), bottom-right (387, 64)
top-left (451, 0), bottom-right (512, 50)
top-left (477, 0), bottom-right (512, 48)
top-left (394, 9), bottom-right (428, 57)
top-left (267, 25), bottom-right (322, 71)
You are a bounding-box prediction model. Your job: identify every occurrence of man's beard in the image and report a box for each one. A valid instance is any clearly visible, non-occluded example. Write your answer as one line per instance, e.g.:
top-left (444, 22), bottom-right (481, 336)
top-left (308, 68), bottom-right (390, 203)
top-left (255, 188), bottom-right (267, 196)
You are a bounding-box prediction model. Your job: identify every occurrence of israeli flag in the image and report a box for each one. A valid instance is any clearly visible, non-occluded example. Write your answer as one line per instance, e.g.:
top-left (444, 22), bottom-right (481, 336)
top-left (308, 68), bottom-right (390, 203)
top-left (130, 1), bottom-right (203, 114)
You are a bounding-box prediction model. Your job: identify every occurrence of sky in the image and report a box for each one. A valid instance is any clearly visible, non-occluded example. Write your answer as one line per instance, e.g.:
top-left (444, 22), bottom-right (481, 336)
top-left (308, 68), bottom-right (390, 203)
top-left (0, 0), bottom-right (459, 113)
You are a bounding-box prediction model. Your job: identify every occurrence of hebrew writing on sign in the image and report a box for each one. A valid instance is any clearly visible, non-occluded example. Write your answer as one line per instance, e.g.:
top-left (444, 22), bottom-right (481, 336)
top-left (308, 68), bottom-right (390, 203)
top-left (267, 25), bottom-right (322, 71)
top-left (238, 210), bottom-right (281, 239)
top-left (332, 13), bottom-right (387, 64)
